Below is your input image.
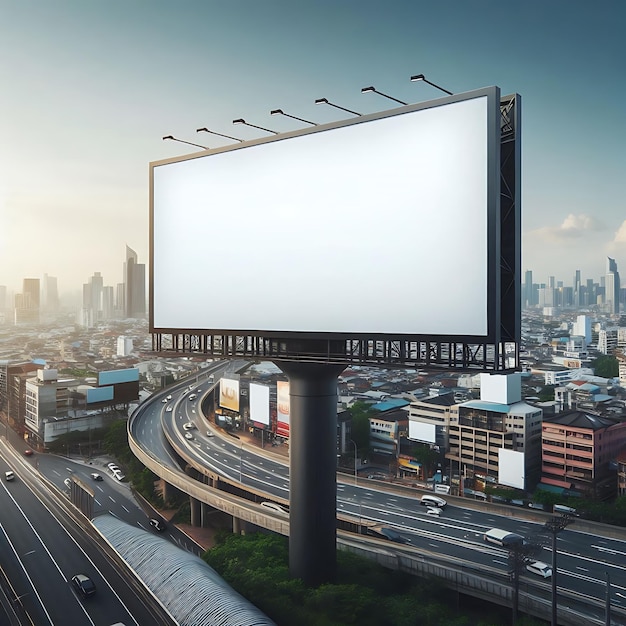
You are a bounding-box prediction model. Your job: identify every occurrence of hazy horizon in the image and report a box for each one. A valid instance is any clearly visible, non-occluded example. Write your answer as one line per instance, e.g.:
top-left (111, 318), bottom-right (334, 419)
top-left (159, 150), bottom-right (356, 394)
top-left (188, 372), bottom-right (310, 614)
top-left (1, 1), bottom-right (624, 295)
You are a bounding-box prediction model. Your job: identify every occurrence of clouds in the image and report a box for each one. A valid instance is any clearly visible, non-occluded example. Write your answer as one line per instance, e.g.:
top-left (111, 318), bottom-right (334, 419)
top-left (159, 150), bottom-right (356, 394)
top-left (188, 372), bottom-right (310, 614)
top-left (524, 214), bottom-right (626, 282)
top-left (528, 213), bottom-right (604, 241)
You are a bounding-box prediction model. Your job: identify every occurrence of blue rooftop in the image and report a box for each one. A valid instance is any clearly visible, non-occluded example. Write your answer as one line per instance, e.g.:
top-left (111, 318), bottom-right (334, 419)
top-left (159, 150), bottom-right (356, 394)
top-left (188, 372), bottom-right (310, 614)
top-left (461, 400), bottom-right (511, 413)
top-left (371, 398), bottom-right (410, 412)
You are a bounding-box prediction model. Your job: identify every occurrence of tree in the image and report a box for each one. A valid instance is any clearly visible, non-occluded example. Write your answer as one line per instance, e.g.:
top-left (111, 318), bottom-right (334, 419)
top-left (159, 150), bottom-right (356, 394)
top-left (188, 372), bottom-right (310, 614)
top-left (592, 354), bottom-right (619, 378)
top-left (349, 401), bottom-right (375, 453)
top-left (410, 443), bottom-right (440, 479)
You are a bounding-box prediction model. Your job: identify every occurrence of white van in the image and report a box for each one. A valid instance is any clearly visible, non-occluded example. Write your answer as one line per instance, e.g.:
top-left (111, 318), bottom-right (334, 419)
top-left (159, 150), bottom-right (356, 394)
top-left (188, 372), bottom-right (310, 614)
top-left (5, 470), bottom-right (15, 481)
top-left (420, 494), bottom-right (447, 508)
top-left (484, 528), bottom-right (525, 547)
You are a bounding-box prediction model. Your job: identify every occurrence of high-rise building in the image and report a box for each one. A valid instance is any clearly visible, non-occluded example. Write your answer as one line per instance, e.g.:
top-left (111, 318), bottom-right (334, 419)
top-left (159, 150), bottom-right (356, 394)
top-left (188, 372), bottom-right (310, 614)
top-left (14, 278), bottom-right (40, 324)
top-left (523, 270), bottom-right (533, 308)
top-left (41, 274), bottom-right (59, 313)
top-left (124, 245), bottom-right (146, 319)
top-left (606, 257), bottom-right (620, 315)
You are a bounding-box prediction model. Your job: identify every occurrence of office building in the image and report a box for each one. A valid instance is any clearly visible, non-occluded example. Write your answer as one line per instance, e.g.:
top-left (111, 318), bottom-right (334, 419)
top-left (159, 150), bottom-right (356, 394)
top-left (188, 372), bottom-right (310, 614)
top-left (606, 257), bottom-right (620, 315)
top-left (41, 274), bottom-right (59, 313)
top-left (14, 278), bottom-right (40, 325)
top-left (445, 373), bottom-right (543, 493)
top-left (124, 245), bottom-right (146, 319)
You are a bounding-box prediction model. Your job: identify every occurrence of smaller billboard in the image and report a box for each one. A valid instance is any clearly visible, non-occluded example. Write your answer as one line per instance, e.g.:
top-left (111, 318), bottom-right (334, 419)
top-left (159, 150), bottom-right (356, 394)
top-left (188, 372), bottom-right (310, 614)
top-left (220, 378), bottom-right (240, 413)
top-left (250, 383), bottom-right (270, 426)
top-left (276, 380), bottom-right (290, 438)
top-left (98, 368), bottom-right (139, 386)
top-left (86, 386), bottom-right (114, 404)
top-left (498, 448), bottom-right (525, 490)
top-left (408, 421), bottom-right (436, 444)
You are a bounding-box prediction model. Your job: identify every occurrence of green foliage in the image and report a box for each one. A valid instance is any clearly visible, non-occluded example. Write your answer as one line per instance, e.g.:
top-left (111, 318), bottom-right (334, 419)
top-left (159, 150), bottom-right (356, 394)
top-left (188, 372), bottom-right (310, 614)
top-left (410, 443), bottom-right (439, 478)
top-left (203, 532), bottom-right (527, 626)
top-left (348, 401), bottom-right (375, 454)
top-left (592, 355), bottom-right (619, 378)
top-left (537, 385), bottom-right (555, 402)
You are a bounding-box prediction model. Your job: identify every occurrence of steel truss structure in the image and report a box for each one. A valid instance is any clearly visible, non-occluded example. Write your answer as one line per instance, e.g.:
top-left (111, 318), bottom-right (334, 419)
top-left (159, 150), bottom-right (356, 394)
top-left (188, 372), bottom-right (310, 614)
top-left (151, 94), bottom-right (521, 372)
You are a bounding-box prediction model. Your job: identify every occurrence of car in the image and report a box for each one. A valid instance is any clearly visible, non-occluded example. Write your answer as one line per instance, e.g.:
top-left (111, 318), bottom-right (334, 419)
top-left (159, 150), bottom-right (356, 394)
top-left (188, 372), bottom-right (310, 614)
top-left (378, 527), bottom-right (410, 544)
top-left (111, 469), bottom-right (125, 481)
top-left (161, 398), bottom-right (168, 403)
top-left (526, 560), bottom-right (552, 578)
top-left (196, 388), bottom-right (202, 393)
top-left (260, 501), bottom-right (289, 516)
top-left (149, 518), bottom-right (166, 531)
top-left (166, 394), bottom-right (172, 400)
top-left (425, 507), bottom-right (442, 517)
top-left (107, 462), bottom-right (119, 472)
top-left (165, 406), bottom-right (173, 412)
top-left (5, 471), bottom-right (15, 481)
top-left (188, 394), bottom-right (197, 401)
top-left (90, 472), bottom-right (103, 481)
top-left (64, 478), bottom-right (72, 489)
top-left (24, 449), bottom-right (33, 456)
top-left (183, 422), bottom-right (196, 431)
top-left (184, 432), bottom-right (194, 440)
top-left (71, 574), bottom-right (96, 598)
top-left (206, 430), bottom-right (214, 438)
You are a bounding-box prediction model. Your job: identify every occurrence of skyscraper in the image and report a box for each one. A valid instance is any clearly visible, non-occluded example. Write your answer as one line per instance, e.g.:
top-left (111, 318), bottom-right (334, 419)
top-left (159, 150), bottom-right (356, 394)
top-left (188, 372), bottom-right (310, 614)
top-left (606, 257), bottom-right (620, 315)
top-left (14, 278), bottom-right (40, 324)
top-left (124, 245), bottom-right (146, 319)
top-left (41, 274), bottom-right (59, 313)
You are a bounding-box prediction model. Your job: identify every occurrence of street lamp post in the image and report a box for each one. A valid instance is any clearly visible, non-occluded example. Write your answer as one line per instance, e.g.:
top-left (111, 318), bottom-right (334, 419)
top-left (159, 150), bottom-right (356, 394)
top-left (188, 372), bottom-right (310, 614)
top-left (544, 514), bottom-right (574, 626)
top-left (348, 439), bottom-right (358, 485)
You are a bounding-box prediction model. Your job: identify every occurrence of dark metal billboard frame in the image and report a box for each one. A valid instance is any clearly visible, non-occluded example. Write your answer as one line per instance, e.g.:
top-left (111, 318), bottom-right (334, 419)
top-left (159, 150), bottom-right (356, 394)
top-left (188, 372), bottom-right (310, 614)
top-left (150, 93), bottom-right (521, 372)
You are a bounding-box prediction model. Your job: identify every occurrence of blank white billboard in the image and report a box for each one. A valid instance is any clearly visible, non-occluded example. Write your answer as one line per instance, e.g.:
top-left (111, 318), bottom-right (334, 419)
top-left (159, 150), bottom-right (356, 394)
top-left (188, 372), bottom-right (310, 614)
top-left (408, 420), bottom-right (436, 444)
top-left (151, 86), bottom-right (499, 339)
top-left (498, 448), bottom-right (525, 490)
top-left (249, 383), bottom-right (270, 426)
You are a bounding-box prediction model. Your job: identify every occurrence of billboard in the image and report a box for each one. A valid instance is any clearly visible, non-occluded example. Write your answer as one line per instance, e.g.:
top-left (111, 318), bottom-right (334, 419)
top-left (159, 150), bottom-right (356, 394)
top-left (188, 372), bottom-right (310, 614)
top-left (151, 86), bottom-right (501, 343)
top-left (219, 378), bottom-right (240, 412)
top-left (249, 383), bottom-right (270, 426)
top-left (408, 420), bottom-right (436, 444)
top-left (498, 448), bottom-right (525, 490)
top-left (276, 380), bottom-right (290, 438)
top-left (98, 368), bottom-right (139, 386)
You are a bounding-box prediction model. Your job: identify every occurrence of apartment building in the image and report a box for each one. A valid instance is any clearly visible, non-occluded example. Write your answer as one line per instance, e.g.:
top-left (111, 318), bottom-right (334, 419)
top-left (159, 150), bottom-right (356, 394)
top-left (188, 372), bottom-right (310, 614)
top-left (540, 410), bottom-right (626, 501)
top-left (445, 373), bottom-right (543, 493)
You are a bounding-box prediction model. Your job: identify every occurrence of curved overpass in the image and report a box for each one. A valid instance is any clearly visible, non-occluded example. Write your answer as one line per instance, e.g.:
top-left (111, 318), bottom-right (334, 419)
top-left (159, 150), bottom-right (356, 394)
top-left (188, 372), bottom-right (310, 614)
top-left (128, 364), bottom-right (626, 626)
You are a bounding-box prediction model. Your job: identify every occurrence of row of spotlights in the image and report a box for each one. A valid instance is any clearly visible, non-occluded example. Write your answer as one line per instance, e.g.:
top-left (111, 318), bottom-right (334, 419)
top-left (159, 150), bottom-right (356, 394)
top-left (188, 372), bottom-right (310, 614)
top-left (163, 74), bottom-right (452, 149)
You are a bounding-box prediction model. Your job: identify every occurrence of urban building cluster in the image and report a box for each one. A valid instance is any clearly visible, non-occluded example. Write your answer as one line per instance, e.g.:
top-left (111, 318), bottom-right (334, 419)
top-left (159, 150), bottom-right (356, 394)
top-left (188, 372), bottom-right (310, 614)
top-left (0, 245), bottom-right (145, 327)
top-left (2, 255), bottom-right (626, 505)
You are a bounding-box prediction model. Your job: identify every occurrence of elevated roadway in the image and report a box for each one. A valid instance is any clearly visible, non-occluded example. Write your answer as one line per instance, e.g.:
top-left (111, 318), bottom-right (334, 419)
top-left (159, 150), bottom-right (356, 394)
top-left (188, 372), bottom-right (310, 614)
top-left (129, 364), bottom-right (626, 625)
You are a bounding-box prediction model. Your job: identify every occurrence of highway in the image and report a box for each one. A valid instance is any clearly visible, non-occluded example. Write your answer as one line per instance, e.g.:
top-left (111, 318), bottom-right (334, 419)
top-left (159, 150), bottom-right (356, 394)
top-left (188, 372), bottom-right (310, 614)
top-left (129, 363), bottom-right (626, 623)
top-left (0, 442), bottom-right (175, 625)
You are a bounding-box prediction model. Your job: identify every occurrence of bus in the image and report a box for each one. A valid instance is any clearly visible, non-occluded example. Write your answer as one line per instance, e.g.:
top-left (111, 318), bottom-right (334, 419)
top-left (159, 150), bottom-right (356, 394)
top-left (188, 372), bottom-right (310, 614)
top-left (483, 528), bottom-right (525, 547)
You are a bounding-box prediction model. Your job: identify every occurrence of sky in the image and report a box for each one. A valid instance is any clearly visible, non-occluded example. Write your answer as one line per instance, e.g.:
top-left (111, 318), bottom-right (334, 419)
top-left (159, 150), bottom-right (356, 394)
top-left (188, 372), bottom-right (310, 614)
top-left (1, 0), bottom-right (625, 298)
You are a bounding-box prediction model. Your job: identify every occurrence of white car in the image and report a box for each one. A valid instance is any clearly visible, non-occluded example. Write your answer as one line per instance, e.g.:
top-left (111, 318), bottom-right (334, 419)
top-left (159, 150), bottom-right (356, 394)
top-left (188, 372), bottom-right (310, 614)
top-left (526, 560), bottom-right (552, 578)
top-left (107, 463), bottom-right (120, 472)
top-left (425, 507), bottom-right (442, 517)
top-left (111, 469), bottom-right (125, 481)
top-left (184, 432), bottom-right (194, 440)
top-left (183, 422), bottom-right (196, 431)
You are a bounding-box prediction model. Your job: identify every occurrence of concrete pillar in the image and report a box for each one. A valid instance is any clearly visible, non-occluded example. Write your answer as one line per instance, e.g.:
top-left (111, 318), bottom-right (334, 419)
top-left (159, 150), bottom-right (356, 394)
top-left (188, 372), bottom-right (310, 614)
top-left (278, 361), bottom-right (344, 586)
top-left (190, 496), bottom-right (201, 526)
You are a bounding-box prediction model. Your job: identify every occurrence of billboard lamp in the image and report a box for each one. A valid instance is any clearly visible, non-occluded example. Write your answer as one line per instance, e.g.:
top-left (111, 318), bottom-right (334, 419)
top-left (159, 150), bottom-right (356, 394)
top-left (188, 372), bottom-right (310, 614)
top-left (196, 127), bottom-right (244, 142)
top-left (232, 119), bottom-right (279, 135)
top-left (410, 74), bottom-right (453, 96)
top-left (314, 98), bottom-right (361, 117)
top-left (270, 109), bottom-right (317, 126)
top-left (360, 86), bottom-right (407, 106)
top-left (162, 135), bottom-right (209, 150)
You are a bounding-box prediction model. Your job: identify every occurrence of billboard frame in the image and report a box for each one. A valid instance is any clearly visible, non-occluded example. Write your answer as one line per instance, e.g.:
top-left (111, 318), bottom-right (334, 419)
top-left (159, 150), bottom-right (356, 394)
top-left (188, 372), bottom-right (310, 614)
top-left (150, 90), bottom-right (521, 372)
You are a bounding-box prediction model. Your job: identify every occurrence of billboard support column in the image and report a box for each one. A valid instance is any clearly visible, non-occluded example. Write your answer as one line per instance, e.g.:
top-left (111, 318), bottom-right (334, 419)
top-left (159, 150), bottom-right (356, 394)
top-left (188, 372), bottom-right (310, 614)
top-left (278, 360), bottom-right (345, 586)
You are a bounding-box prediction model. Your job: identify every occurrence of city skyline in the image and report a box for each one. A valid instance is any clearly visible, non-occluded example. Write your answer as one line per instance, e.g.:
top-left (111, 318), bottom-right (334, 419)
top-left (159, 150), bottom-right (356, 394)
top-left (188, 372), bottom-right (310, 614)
top-left (1, 1), bottom-right (624, 292)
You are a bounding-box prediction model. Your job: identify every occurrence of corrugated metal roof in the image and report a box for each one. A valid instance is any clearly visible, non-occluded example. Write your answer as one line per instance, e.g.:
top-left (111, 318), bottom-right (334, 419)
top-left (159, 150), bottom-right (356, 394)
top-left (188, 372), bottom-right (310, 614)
top-left (461, 400), bottom-right (511, 413)
top-left (93, 515), bottom-right (276, 626)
